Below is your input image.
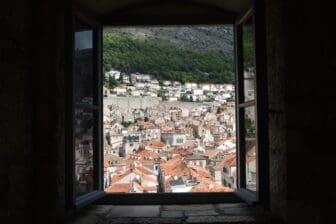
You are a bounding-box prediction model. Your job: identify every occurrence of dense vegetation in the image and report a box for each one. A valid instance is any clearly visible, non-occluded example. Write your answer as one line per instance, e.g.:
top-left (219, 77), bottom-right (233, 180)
top-left (243, 25), bottom-right (254, 68)
top-left (103, 32), bottom-right (235, 84)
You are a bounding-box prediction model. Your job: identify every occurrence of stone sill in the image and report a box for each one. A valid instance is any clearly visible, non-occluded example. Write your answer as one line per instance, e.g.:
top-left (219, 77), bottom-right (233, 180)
top-left (67, 203), bottom-right (281, 224)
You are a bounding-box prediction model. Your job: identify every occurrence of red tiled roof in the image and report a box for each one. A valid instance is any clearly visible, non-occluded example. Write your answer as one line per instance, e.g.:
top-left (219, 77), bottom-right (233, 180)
top-left (167, 148), bottom-right (186, 155)
top-left (246, 156), bottom-right (256, 163)
top-left (137, 121), bottom-right (157, 129)
top-left (114, 165), bottom-right (126, 174)
top-left (134, 150), bottom-right (161, 159)
top-left (193, 186), bottom-right (234, 192)
top-left (105, 183), bottom-right (131, 193)
top-left (212, 154), bottom-right (236, 170)
top-left (188, 164), bottom-right (210, 178)
top-left (112, 166), bottom-right (158, 185)
top-left (145, 141), bottom-right (165, 149)
top-left (161, 157), bottom-right (190, 177)
top-left (104, 161), bottom-right (109, 169)
top-left (215, 137), bottom-right (234, 145)
top-left (223, 147), bottom-right (236, 154)
top-left (134, 165), bottom-right (156, 175)
top-left (133, 168), bottom-right (158, 184)
top-left (138, 159), bottom-right (156, 166)
top-left (162, 156), bottom-right (182, 167)
top-left (132, 181), bottom-right (157, 192)
top-left (190, 170), bottom-right (232, 192)
top-left (201, 149), bottom-right (219, 158)
top-left (111, 170), bottom-right (131, 183)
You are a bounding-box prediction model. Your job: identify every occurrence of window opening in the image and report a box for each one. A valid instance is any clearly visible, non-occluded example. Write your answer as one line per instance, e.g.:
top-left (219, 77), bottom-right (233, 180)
top-left (102, 26), bottom-right (238, 193)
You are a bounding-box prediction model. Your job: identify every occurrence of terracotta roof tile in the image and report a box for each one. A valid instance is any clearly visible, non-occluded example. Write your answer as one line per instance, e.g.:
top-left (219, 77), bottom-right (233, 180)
top-left (246, 156), bottom-right (256, 163)
top-left (187, 164), bottom-right (210, 178)
top-left (201, 149), bottom-right (219, 158)
top-left (104, 161), bottom-right (109, 169)
top-left (161, 157), bottom-right (190, 177)
top-left (134, 150), bottom-right (161, 159)
top-left (111, 170), bottom-right (131, 183)
top-left (134, 165), bottom-right (156, 175)
top-left (145, 141), bottom-right (165, 149)
top-left (133, 168), bottom-right (158, 184)
top-left (105, 183), bottom-right (131, 193)
top-left (214, 154), bottom-right (236, 170)
top-left (132, 181), bottom-right (157, 192)
top-left (192, 186), bottom-right (234, 192)
top-left (190, 170), bottom-right (232, 191)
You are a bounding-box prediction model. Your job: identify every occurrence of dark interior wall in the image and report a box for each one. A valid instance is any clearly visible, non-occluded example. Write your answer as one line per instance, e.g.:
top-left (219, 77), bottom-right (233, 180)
top-left (1, 0), bottom-right (335, 224)
top-left (283, 1), bottom-right (335, 223)
top-left (264, 0), bottom-right (287, 220)
top-left (266, 0), bottom-right (336, 223)
top-left (1, 1), bottom-right (68, 224)
top-left (0, 1), bottom-right (34, 223)
top-left (32, 1), bottom-right (68, 224)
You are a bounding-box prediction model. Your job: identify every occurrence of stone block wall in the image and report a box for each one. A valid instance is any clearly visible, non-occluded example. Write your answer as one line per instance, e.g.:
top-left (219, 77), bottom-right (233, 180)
top-left (0, 1), bottom-right (68, 224)
top-left (264, 0), bottom-right (287, 221)
top-left (265, 0), bottom-right (336, 223)
top-left (0, 1), bottom-right (34, 223)
top-left (32, 1), bottom-right (68, 224)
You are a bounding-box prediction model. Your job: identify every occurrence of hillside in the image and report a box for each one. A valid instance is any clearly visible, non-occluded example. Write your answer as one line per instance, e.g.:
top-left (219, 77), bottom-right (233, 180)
top-left (103, 27), bottom-right (235, 84)
top-left (104, 26), bottom-right (234, 56)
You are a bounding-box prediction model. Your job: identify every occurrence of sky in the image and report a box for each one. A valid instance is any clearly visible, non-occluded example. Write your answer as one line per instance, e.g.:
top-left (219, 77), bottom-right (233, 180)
top-left (75, 30), bottom-right (92, 50)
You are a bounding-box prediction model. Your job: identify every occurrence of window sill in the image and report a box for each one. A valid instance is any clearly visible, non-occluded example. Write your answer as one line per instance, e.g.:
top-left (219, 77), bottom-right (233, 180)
top-left (95, 192), bottom-right (243, 205)
top-left (67, 203), bottom-right (275, 224)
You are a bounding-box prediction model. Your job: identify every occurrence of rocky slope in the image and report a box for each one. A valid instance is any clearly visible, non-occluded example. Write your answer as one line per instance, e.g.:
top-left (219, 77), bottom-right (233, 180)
top-left (104, 26), bottom-right (234, 57)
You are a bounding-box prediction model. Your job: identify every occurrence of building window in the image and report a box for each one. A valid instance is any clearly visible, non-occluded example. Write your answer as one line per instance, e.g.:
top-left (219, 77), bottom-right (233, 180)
top-left (69, 1), bottom-right (268, 207)
top-left (102, 25), bottom-right (237, 196)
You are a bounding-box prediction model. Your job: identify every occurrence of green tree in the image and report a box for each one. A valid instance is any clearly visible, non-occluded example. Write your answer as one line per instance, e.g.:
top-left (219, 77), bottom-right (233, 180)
top-left (243, 24), bottom-right (254, 69)
top-left (244, 115), bottom-right (256, 138)
top-left (108, 76), bottom-right (119, 90)
top-left (103, 32), bottom-right (235, 84)
top-left (122, 121), bottom-right (133, 128)
top-left (157, 89), bottom-right (168, 101)
top-left (180, 94), bottom-right (189, 102)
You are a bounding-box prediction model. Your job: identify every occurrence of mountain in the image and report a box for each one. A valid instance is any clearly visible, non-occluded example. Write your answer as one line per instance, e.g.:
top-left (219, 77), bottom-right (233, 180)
top-left (103, 26), bottom-right (235, 84)
top-left (104, 26), bottom-right (234, 57)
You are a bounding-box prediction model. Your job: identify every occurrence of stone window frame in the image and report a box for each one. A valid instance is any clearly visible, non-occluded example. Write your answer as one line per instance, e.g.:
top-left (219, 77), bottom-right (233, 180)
top-left (67, 0), bottom-right (269, 209)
